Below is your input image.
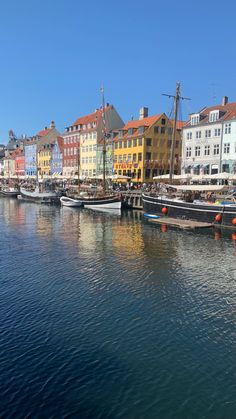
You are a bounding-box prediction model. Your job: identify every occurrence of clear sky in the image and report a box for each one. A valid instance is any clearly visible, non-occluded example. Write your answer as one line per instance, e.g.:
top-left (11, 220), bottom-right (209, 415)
top-left (0, 0), bottom-right (235, 142)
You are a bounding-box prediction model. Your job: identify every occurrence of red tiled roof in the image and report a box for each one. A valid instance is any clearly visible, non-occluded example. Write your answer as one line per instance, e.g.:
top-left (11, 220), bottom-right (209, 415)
top-left (37, 128), bottom-right (51, 137)
top-left (185, 102), bottom-right (236, 127)
top-left (72, 106), bottom-right (112, 127)
top-left (170, 120), bottom-right (186, 130)
top-left (123, 115), bottom-right (162, 130)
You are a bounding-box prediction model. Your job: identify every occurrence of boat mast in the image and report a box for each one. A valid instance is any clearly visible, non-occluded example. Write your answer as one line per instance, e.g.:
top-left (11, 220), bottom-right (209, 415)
top-left (169, 82), bottom-right (180, 184)
top-left (162, 82), bottom-right (190, 184)
top-left (77, 144), bottom-right (80, 195)
top-left (101, 84), bottom-right (106, 193)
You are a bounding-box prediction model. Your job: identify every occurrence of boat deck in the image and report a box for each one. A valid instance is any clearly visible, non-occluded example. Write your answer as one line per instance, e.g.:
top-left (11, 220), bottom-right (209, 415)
top-left (147, 216), bottom-right (213, 230)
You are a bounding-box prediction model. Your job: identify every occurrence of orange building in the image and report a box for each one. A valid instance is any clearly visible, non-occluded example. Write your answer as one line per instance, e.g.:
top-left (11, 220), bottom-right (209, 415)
top-left (113, 107), bottom-right (184, 183)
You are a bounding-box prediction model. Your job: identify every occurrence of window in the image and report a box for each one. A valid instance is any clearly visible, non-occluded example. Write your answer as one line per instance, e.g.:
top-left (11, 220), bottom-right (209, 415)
top-left (186, 147), bottom-right (191, 157)
top-left (128, 140), bottom-right (132, 147)
top-left (146, 138), bottom-right (152, 146)
top-left (133, 153), bottom-right (137, 162)
top-left (209, 110), bottom-right (219, 122)
top-left (223, 143), bottom-right (230, 154)
top-left (195, 146), bottom-right (200, 157)
top-left (145, 169), bottom-right (151, 178)
top-left (187, 132), bottom-right (192, 140)
top-left (138, 126), bottom-right (144, 135)
top-left (214, 128), bottom-right (221, 137)
top-left (124, 141), bottom-right (127, 148)
top-left (205, 130), bottom-right (211, 138)
top-left (161, 127), bottom-right (165, 134)
top-left (161, 118), bottom-right (166, 125)
top-left (213, 144), bottom-right (220, 155)
top-left (138, 152), bottom-right (142, 161)
top-left (128, 128), bottom-right (133, 136)
top-left (114, 142), bottom-right (118, 149)
top-left (204, 145), bottom-right (210, 155)
top-left (225, 123), bottom-right (231, 134)
top-left (190, 114), bottom-right (199, 125)
top-left (119, 141), bottom-right (122, 148)
top-left (133, 139), bottom-right (137, 147)
top-left (146, 152), bottom-right (151, 160)
top-left (123, 154), bottom-right (127, 162)
top-left (128, 154), bottom-right (132, 162)
top-left (154, 126), bottom-right (159, 134)
top-left (118, 130), bottom-right (123, 138)
top-left (138, 138), bottom-right (142, 146)
top-left (118, 155), bottom-right (122, 162)
top-left (196, 131), bottom-right (201, 139)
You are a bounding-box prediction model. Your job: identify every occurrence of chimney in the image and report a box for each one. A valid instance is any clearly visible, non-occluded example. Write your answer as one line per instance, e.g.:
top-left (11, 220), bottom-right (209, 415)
top-left (139, 107), bottom-right (148, 120)
top-left (50, 120), bottom-right (55, 129)
top-left (44, 126), bottom-right (47, 130)
top-left (222, 96), bottom-right (228, 106)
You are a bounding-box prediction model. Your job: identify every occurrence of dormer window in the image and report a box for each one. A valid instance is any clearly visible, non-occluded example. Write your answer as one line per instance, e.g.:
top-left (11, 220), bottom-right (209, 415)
top-left (128, 128), bottom-right (133, 136)
top-left (118, 130), bottom-right (123, 138)
top-left (138, 126), bottom-right (145, 134)
top-left (190, 114), bottom-right (200, 125)
top-left (209, 110), bottom-right (219, 122)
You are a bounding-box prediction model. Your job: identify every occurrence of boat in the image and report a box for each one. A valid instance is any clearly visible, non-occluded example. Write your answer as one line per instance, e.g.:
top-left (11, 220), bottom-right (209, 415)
top-left (78, 193), bottom-right (121, 209)
top-left (142, 184), bottom-right (236, 228)
top-left (143, 213), bottom-right (160, 219)
top-left (65, 86), bottom-right (121, 210)
top-left (20, 185), bottom-right (61, 204)
top-left (142, 83), bottom-right (236, 229)
top-left (0, 187), bottom-right (19, 198)
top-left (60, 196), bottom-right (83, 207)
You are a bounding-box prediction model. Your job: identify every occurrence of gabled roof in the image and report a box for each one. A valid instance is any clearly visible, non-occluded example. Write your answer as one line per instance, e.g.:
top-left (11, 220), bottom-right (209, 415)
top-left (72, 106), bottom-right (112, 128)
top-left (37, 128), bottom-right (51, 137)
top-left (123, 115), bottom-right (162, 130)
top-left (185, 102), bottom-right (236, 127)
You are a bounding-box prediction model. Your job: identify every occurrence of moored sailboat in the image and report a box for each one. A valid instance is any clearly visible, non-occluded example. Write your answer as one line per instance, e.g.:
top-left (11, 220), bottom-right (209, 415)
top-left (63, 86), bottom-right (122, 210)
top-left (142, 83), bottom-right (236, 228)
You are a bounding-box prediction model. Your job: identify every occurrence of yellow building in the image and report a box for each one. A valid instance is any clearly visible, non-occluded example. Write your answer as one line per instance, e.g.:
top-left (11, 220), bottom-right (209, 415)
top-left (36, 123), bottom-right (61, 176)
top-left (113, 108), bottom-right (183, 183)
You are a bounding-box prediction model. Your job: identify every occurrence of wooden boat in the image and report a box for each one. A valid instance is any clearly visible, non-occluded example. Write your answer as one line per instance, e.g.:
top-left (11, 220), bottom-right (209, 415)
top-left (0, 187), bottom-right (19, 198)
top-left (142, 184), bottom-right (236, 228)
top-left (20, 186), bottom-right (61, 205)
top-left (77, 193), bottom-right (121, 209)
top-left (142, 83), bottom-right (236, 229)
top-left (60, 196), bottom-right (83, 207)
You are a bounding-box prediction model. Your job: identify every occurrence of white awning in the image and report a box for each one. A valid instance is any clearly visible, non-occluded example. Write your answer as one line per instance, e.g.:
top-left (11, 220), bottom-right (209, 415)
top-left (168, 184), bottom-right (228, 192)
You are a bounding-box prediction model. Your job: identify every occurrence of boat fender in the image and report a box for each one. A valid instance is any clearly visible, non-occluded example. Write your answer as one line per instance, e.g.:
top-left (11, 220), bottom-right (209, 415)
top-left (162, 207), bottom-right (168, 215)
top-left (232, 218), bottom-right (236, 226)
top-left (215, 214), bottom-right (222, 223)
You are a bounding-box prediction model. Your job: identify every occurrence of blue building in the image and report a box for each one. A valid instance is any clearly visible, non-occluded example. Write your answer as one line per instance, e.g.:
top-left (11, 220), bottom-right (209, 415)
top-left (24, 141), bottom-right (37, 176)
top-left (51, 136), bottom-right (63, 176)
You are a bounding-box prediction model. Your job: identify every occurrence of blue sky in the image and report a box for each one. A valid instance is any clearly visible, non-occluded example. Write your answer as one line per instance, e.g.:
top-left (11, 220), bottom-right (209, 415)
top-left (0, 0), bottom-right (235, 142)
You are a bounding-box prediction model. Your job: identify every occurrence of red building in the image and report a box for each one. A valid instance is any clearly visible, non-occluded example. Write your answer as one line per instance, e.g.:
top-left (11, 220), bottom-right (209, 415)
top-left (13, 149), bottom-right (25, 177)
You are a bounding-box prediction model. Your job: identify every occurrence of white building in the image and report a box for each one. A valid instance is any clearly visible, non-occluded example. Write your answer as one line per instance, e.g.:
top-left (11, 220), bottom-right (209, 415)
top-left (182, 97), bottom-right (236, 175)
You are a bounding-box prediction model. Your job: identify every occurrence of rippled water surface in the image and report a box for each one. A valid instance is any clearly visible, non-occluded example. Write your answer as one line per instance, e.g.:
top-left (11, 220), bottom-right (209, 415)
top-left (0, 198), bottom-right (236, 418)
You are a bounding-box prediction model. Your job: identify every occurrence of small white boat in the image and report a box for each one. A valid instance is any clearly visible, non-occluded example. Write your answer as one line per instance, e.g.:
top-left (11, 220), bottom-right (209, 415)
top-left (60, 196), bottom-right (83, 207)
top-left (0, 187), bottom-right (19, 198)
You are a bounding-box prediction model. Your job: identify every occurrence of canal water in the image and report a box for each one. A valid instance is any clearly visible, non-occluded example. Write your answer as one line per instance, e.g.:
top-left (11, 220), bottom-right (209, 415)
top-left (0, 198), bottom-right (236, 419)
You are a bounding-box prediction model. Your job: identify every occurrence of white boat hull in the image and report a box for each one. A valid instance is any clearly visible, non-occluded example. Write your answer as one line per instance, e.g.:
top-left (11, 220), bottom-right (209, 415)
top-left (60, 196), bottom-right (83, 207)
top-left (84, 200), bottom-right (121, 209)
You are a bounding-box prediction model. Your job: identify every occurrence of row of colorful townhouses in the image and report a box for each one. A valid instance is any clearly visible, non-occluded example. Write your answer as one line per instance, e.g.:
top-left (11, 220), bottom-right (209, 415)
top-left (1, 96), bottom-right (236, 183)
